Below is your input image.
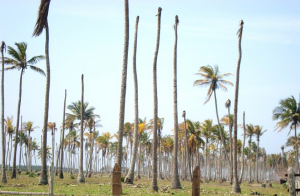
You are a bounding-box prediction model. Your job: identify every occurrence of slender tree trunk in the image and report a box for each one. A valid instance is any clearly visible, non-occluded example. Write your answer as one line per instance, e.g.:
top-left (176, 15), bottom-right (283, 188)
top-left (232, 20), bottom-right (244, 193)
top-left (295, 125), bottom-right (299, 173)
top-left (77, 74), bottom-right (85, 183)
top-left (59, 90), bottom-right (66, 179)
top-left (11, 69), bottom-right (24, 178)
top-left (116, 0), bottom-right (130, 168)
top-left (151, 7), bottom-right (162, 192)
top-left (39, 21), bottom-right (50, 185)
top-left (227, 101), bottom-right (233, 184)
top-left (1, 41), bottom-right (7, 183)
top-left (184, 115), bottom-right (192, 181)
top-left (158, 128), bottom-right (162, 179)
top-left (239, 112), bottom-right (246, 183)
top-left (256, 137), bottom-right (259, 183)
top-left (171, 15), bottom-right (182, 189)
top-left (18, 116), bottom-right (23, 170)
top-left (125, 16), bottom-right (139, 184)
top-left (55, 142), bottom-right (61, 176)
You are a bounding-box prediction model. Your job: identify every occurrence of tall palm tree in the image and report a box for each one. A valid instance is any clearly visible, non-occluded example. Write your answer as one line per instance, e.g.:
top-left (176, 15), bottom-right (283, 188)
top-left (4, 42), bottom-right (45, 178)
top-left (253, 125), bottom-right (266, 183)
top-left (116, 0), bottom-right (130, 169)
top-left (151, 7), bottom-right (162, 192)
top-left (273, 95), bottom-right (300, 173)
top-left (125, 15), bottom-right (140, 184)
top-left (1, 41), bottom-right (7, 183)
top-left (193, 65), bottom-right (232, 167)
top-left (78, 74), bottom-right (85, 183)
top-left (59, 89), bottom-right (67, 179)
top-left (232, 20), bottom-right (244, 193)
top-left (33, 0), bottom-right (51, 185)
top-left (171, 14), bottom-right (182, 190)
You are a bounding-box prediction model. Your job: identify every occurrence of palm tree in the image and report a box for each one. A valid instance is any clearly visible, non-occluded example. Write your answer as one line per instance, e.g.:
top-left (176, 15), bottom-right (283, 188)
top-left (116, 0), bottom-right (130, 169)
top-left (125, 15), bottom-right (140, 184)
top-left (4, 42), bottom-right (45, 178)
top-left (201, 119), bottom-right (213, 181)
top-left (171, 14), bottom-right (182, 190)
top-left (33, 0), bottom-right (51, 185)
top-left (23, 121), bottom-right (39, 171)
top-left (193, 65), bottom-right (232, 167)
top-left (1, 41), bottom-right (7, 183)
top-left (151, 7), bottom-right (162, 192)
top-left (245, 124), bottom-right (255, 182)
top-left (239, 112), bottom-right (246, 183)
top-left (78, 74), bottom-right (85, 183)
top-left (4, 116), bottom-right (14, 172)
top-left (273, 95), bottom-right (300, 173)
top-left (59, 89), bottom-right (67, 179)
top-left (182, 111), bottom-right (192, 181)
top-left (253, 125), bottom-right (266, 182)
top-left (224, 99), bottom-right (233, 184)
top-left (231, 20), bottom-right (244, 193)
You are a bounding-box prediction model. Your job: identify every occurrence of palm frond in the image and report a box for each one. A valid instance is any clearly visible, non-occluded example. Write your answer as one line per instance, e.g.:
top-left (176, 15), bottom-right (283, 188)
top-left (30, 65), bottom-right (46, 76)
top-left (33, 0), bottom-right (51, 37)
top-left (27, 55), bottom-right (45, 65)
top-left (7, 46), bottom-right (22, 63)
top-left (4, 65), bottom-right (19, 71)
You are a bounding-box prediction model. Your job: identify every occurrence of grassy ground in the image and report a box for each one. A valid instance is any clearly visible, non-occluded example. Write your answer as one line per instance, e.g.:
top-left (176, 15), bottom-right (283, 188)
top-left (0, 171), bottom-right (288, 196)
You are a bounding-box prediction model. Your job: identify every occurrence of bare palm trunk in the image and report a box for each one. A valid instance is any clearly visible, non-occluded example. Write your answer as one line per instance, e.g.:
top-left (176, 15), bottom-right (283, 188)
top-left (295, 125), bottom-right (299, 173)
top-left (59, 89), bottom-right (67, 179)
top-left (125, 16), bottom-right (139, 184)
top-left (232, 20), bottom-right (244, 194)
top-left (116, 0), bottom-right (130, 168)
top-left (39, 21), bottom-right (50, 185)
top-left (183, 114), bottom-right (192, 181)
top-left (18, 116), bottom-right (23, 170)
top-left (248, 138), bottom-right (252, 182)
top-left (256, 136), bottom-right (259, 183)
top-left (1, 41), bottom-right (7, 183)
top-left (226, 100), bottom-right (233, 184)
top-left (77, 74), bottom-right (85, 183)
top-left (11, 69), bottom-right (24, 178)
top-left (151, 7), bottom-right (162, 192)
top-left (171, 15), bottom-right (182, 189)
top-left (239, 112), bottom-right (246, 183)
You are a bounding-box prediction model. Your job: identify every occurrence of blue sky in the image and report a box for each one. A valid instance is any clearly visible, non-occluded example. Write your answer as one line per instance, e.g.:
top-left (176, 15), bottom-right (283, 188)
top-left (1, 0), bottom-right (300, 161)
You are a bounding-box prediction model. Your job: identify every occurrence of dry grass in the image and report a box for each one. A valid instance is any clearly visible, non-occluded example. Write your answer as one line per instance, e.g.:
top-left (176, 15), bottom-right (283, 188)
top-left (0, 171), bottom-right (288, 196)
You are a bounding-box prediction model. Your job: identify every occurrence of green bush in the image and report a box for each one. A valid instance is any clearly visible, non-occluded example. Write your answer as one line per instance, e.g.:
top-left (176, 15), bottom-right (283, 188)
top-left (25, 171), bottom-right (30, 175)
top-left (121, 176), bottom-right (125, 182)
top-left (70, 175), bottom-right (75, 179)
top-left (28, 172), bottom-right (37, 177)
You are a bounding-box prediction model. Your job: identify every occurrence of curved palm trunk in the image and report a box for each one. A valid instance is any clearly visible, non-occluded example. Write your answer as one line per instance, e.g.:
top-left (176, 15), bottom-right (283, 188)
top-left (232, 20), bottom-right (244, 193)
top-left (77, 74), bottom-right (85, 183)
top-left (39, 21), bottom-right (50, 185)
top-left (151, 7), bottom-right (162, 192)
top-left (59, 89), bottom-right (67, 179)
top-left (171, 15), bottom-right (182, 189)
top-left (125, 16), bottom-right (139, 184)
top-left (11, 69), bottom-right (24, 178)
top-left (213, 90), bottom-right (230, 164)
top-left (1, 41), bottom-right (7, 183)
top-left (239, 112), bottom-right (246, 183)
top-left (116, 0), bottom-right (130, 168)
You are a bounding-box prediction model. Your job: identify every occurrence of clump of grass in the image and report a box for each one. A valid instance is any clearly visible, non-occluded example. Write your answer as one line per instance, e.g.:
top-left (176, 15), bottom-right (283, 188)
top-left (25, 171), bottom-right (30, 175)
top-left (70, 175), bottom-right (75, 179)
top-left (121, 176), bottom-right (125, 182)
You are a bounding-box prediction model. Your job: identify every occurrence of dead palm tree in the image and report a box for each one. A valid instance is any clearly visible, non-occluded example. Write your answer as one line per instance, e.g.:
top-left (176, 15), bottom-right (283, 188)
top-left (1, 41), bottom-right (7, 183)
top-left (151, 7), bottom-right (162, 192)
top-left (4, 42), bottom-right (45, 179)
top-left (116, 0), bottom-right (129, 169)
top-left (78, 74), bottom-right (85, 183)
top-left (232, 20), bottom-right (244, 193)
top-left (33, 0), bottom-right (51, 185)
top-left (59, 89), bottom-right (67, 179)
top-left (125, 15), bottom-right (139, 184)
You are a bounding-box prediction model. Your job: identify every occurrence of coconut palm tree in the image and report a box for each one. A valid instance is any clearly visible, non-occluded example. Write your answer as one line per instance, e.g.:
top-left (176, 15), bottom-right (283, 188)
top-left (124, 15), bottom-right (140, 184)
top-left (232, 20), bottom-right (244, 193)
top-left (253, 125), bottom-right (266, 182)
top-left (171, 14), bottom-right (182, 190)
top-left (1, 41), bottom-right (7, 183)
top-left (78, 74), bottom-right (85, 183)
top-left (273, 95), bottom-right (300, 173)
top-left (245, 124), bottom-right (255, 182)
top-left (182, 110), bottom-right (192, 181)
top-left (116, 0), bottom-right (130, 169)
top-left (201, 119), bottom-right (213, 181)
top-left (193, 65), bottom-right (232, 167)
top-left (239, 112), bottom-right (246, 183)
top-left (33, 0), bottom-right (51, 185)
top-left (4, 116), bottom-right (14, 171)
top-left (224, 99), bottom-right (233, 184)
top-left (23, 121), bottom-right (39, 171)
top-left (151, 7), bottom-right (162, 192)
top-left (4, 42), bottom-right (45, 178)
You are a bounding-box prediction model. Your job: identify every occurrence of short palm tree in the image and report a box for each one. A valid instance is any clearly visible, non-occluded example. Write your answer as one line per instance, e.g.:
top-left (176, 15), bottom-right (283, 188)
top-left (4, 42), bottom-right (45, 178)
top-left (273, 96), bottom-right (300, 173)
top-left (23, 121), bottom-right (39, 171)
top-left (194, 65), bottom-right (232, 166)
top-left (245, 124), bottom-right (255, 182)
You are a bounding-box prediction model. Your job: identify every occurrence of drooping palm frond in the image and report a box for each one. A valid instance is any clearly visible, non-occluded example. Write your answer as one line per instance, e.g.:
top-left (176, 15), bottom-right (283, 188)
top-left (27, 55), bottom-right (45, 65)
top-left (30, 65), bottom-right (46, 76)
top-left (33, 0), bottom-right (51, 37)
